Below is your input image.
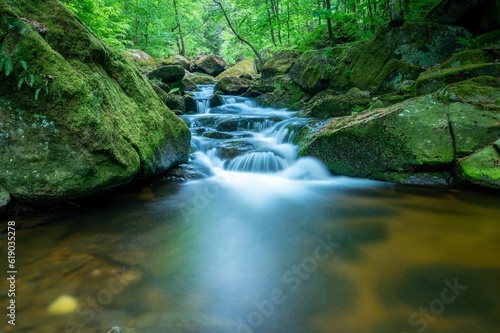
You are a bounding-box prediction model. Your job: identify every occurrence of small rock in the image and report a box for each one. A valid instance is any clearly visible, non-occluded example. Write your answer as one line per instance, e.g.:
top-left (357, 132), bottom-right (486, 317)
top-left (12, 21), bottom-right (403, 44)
top-left (47, 295), bottom-right (78, 315)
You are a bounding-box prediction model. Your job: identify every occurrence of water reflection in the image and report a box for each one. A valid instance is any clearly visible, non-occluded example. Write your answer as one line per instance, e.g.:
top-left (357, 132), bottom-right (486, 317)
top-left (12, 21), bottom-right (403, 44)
top-left (1, 178), bottom-right (500, 333)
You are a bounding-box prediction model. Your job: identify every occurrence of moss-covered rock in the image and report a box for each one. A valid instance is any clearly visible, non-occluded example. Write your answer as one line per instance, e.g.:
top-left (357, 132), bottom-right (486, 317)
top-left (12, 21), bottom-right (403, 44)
top-left (330, 21), bottom-right (471, 94)
top-left (296, 95), bottom-right (454, 184)
top-left (0, 186), bottom-right (9, 213)
top-left (448, 102), bottom-right (500, 157)
top-left (216, 59), bottom-right (256, 80)
top-left (123, 49), bottom-right (157, 74)
top-left (438, 76), bottom-right (500, 111)
top-left (146, 65), bottom-right (185, 84)
top-left (301, 89), bottom-right (371, 118)
top-left (214, 77), bottom-right (254, 95)
top-left (476, 29), bottom-right (500, 50)
top-left (416, 63), bottom-right (500, 95)
top-left (187, 72), bottom-right (216, 84)
top-left (257, 75), bottom-right (307, 111)
top-left (0, 0), bottom-right (190, 204)
top-left (261, 50), bottom-right (300, 79)
top-left (439, 49), bottom-right (493, 69)
top-left (456, 141), bottom-right (500, 190)
top-left (161, 54), bottom-right (190, 69)
top-left (289, 48), bottom-right (341, 93)
top-left (194, 54), bottom-right (226, 76)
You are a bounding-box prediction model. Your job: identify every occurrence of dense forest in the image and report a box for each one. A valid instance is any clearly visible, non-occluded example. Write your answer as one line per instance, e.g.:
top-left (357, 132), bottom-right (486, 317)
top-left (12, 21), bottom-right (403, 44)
top-left (62, 0), bottom-right (439, 62)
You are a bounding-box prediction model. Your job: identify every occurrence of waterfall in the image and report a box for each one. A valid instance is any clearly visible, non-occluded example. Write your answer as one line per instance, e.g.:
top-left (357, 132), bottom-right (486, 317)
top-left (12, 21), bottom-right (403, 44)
top-left (181, 84), bottom-right (331, 180)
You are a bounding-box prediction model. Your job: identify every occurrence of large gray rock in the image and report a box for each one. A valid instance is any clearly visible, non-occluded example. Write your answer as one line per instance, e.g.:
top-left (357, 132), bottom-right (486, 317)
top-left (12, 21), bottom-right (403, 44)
top-left (195, 54), bottom-right (227, 76)
top-left (162, 54), bottom-right (190, 69)
top-left (146, 65), bottom-right (186, 83)
top-left (0, 0), bottom-right (190, 204)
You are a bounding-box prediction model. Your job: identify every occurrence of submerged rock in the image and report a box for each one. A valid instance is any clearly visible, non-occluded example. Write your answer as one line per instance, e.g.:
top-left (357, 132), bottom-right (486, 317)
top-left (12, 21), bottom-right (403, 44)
top-left (0, 0), bottom-right (190, 205)
top-left (47, 295), bottom-right (78, 315)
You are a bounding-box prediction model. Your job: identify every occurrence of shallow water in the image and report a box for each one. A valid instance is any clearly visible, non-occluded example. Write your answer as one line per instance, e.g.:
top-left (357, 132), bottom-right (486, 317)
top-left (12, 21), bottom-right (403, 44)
top-left (1, 87), bottom-right (499, 333)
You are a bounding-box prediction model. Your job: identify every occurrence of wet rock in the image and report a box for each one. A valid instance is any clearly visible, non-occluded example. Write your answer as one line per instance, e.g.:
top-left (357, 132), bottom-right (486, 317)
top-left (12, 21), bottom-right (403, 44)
top-left (216, 59), bottom-right (257, 80)
top-left (214, 77), bottom-right (254, 95)
top-left (261, 50), bottom-right (300, 79)
top-left (165, 94), bottom-right (186, 113)
top-left (210, 94), bottom-right (224, 108)
top-left (185, 95), bottom-right (197, 113)
top-left (437, 76), bottom-right (500, 111)
top-left (146, 65), bottom-right (186, 83)
top-left (194, 54), bottom-right (227, 76)
top-left (79, 234), bottom-right (146, 266)
top-left (188, 72), bottom-right (216, 84)
top-left (215, 140), bottom-right (255, 160)
top-left (182, 77), bottom-right (197, 91)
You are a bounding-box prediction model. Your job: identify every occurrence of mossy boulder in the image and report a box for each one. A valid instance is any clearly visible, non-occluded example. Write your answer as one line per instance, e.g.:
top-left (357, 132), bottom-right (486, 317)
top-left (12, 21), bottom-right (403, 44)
top-left (261, 50), bottom-right (300, 79)
top-left (0, 186), bottom-right (9, 213)
top-left (188, 72), bottom-right (216, 84)
top-left (165, 93), bottom-right (185, 113)
top-left (448, 102), bottom-right (500, 157)
top-left (330, 21), bottom-right (471, 94)
top-left (289, 48), bottom-right (339, 94)
top-left (162, 54), bottom-right (190, 69)
top-left (439, 49), bottom-right (493, 69)
top-left (0, 0), bottom-right (190, 204)
top-left (456, 141), bottom-right (500, 190)
top-left (416, 63), bottom-right (500, 95)
top-left (216, 59), bottom-right (256, 80)
top-left (123, 49), bottom-right (157, 74)
top-left (438, 76), bottom-right (500, 111)
top-left (194, 54), bottom-right (226, 76)
top-left (296, 95), bottom-right (454, 184)
top-left (214, 77), bottom-right (254, 95)
top-left (146, 65), bottom-right (185, 84)
top-left (257, 75), bottom-right (307, 111)
top-left (301, 89), bottom-right (371, 118)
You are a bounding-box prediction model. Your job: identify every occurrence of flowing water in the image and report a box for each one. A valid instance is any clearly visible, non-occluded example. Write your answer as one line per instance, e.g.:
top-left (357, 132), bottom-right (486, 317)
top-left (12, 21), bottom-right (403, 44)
top-left (1, 86), bottom-right (500, 333)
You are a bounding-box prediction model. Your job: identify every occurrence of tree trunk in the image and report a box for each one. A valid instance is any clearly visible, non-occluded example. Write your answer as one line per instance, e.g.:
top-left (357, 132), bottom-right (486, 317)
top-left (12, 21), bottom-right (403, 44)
top-left (213, 0), bottom-right (264, 65)
top-left (265, 0), bottom-right (277, 47)
top-left (173, 0), bottom-right (185, 56)
top-left (325, 0), bottom-right (334, 45)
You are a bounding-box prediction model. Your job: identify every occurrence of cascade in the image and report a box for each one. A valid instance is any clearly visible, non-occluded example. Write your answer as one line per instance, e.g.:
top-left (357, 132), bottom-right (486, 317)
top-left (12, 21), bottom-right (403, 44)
top-left (181, 85), bottom-right (330, 178)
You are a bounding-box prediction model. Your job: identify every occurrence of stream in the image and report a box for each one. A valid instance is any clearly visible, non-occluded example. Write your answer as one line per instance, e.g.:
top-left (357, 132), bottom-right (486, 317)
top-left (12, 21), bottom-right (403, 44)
top-left (1, 85), bottom-right (500, 333)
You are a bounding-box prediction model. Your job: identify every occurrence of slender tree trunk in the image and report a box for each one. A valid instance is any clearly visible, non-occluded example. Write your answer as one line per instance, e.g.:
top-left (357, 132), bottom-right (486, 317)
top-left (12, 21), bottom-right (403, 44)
top-left (367, 0), bottom-right (375, 33)
top-left (265, 0), bottom-right (277, 47)
top-left (325, 0), bottom-right (334, 45)
top-left (173, 0), bottom-right (185, 56)
top-left (213, 0), bottom-right (264, 65)
top-left (286, 2), bottom-right (290, 46)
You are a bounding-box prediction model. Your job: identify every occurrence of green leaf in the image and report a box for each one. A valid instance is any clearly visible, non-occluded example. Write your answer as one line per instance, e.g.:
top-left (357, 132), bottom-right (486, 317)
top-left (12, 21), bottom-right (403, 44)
top-left (17, 77), bottom-right (25, 90)
top-left (34, 88), bottom-right (41, 101)
top-left (20, 60), bottom-right (28, 70)
top-left (28, 73), bottom-right (35, 87)
top-left (169, 87), bottom-right (180, 94)
top-left (4, 58), bottom-right (13, 76)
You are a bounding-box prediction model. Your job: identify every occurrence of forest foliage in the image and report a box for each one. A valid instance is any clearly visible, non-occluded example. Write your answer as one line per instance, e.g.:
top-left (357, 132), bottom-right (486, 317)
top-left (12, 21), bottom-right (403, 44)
top-left (62, 0), bottom-right (440, 62)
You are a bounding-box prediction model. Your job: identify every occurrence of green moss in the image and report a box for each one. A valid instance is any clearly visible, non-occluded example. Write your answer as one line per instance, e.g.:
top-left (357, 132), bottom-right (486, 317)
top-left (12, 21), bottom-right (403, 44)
top-left (0, 0), bottom-right (190, 204)
top-left (439, 49), bottom-right (493, 69)
top-left (457, 143), bottom-right (500, 190)
top-left (217, 59), bottom-right (256, 79)
top-left (437, 76), bottom-right (500, 111)
top-left (416, 63), bottom-right (500, 95)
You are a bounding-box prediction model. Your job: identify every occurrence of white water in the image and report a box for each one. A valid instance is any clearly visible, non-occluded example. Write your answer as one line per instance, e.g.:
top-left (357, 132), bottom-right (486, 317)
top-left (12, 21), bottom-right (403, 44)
top-left (182, 85), bottom-right (334, 180)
